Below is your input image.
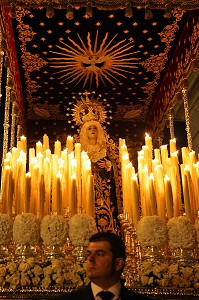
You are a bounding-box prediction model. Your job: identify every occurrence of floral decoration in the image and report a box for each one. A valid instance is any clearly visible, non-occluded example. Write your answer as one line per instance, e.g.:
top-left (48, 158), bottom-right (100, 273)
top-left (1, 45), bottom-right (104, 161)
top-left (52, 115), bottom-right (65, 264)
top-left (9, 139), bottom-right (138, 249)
top-left (0, 257), bottom-right (85, 290)
top-left (134, 260), bottom-right (199, 289)
top-left (167, 216), bottom-right (196, 249)
top-left (40, 214), bottom-right (68, 246)
top-left (136, 216), bottom-right (167, 248)
top-left (69, 214), bottom-right (97, 247)
top-left (13, 213), bottom-right (40, 245)
top-left (0, 213), bottom-right (12, 245)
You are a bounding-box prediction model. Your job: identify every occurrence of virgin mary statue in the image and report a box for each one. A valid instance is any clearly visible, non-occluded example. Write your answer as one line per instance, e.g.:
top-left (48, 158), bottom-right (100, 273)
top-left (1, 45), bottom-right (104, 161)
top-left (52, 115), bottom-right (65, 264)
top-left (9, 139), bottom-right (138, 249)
top-left (73, 93), bottom-right (122, 233)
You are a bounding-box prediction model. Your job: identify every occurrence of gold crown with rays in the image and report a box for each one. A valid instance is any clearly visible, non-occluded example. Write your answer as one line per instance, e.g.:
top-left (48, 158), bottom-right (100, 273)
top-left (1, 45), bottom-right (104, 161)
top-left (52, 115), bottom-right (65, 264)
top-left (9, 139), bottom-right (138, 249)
top-left (72, 92), bottom-right (111, 127)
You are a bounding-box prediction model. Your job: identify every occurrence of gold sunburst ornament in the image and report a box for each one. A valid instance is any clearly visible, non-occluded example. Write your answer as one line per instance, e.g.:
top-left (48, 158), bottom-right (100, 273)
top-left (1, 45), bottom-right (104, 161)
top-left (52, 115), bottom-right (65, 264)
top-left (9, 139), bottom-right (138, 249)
top-left (48, 31), bottom-right (140, 88)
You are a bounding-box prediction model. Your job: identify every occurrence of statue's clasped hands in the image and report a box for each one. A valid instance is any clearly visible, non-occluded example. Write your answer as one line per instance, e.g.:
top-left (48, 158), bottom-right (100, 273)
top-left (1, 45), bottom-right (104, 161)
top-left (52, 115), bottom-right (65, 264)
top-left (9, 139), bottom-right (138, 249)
top-left (97, 158), bottom-right (112, 171)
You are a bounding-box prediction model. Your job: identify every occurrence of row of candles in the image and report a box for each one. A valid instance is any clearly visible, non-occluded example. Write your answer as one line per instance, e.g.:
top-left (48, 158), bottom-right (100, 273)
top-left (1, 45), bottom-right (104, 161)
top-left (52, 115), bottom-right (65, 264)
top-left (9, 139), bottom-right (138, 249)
top-left (1, 134), bottom-right (95, 219)
top-left (2, 132), bottom-right (199, 226)
top-left (119, 135), bottom-right (199, 227)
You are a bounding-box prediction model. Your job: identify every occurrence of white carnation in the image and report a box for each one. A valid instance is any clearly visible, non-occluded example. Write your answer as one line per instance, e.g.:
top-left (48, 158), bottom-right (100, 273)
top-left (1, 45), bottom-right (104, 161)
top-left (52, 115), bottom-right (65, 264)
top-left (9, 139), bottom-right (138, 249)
top-left (40, 214), bottom-right (68, 246)
top-left (167, 216), bottom-right (196, 249)
top-left (69, 214), bottom-right (97, 247)
top-left (137, 216), bottom-right (167, 248)
top-left (13, 213), bottom-right (40, 245)
top-left (0, 213), bottom-right (12, 245)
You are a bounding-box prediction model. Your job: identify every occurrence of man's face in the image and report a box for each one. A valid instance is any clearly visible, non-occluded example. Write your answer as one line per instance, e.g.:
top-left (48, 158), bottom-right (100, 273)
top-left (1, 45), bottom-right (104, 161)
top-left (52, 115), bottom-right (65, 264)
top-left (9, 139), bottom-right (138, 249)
top-left (85, 240), bottom-right (123, 288)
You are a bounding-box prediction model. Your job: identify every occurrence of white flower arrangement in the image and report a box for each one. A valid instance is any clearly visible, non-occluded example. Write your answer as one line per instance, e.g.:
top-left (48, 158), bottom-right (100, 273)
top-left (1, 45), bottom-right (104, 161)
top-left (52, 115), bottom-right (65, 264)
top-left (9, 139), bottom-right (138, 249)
top-left (167, 216), bottom-right (196, 249)
top-left (194, 218), bottom-right (199, 244)
top-left (13, 213), bottom-right (40, 245)
top-left (0, 257), bottom-right (85, 290)
top-left (40, 214), bottom-right (68, 246)
top-left (136, 216), bottom-right (167, 248)
top-left (41, 258), bottom-right (85, 289)
top-left (69, 214), bottom-right (97, 247)
top-left (134, 260), bottom-right (199, 289)
top-left (0, 213), bottom-right (12, 245)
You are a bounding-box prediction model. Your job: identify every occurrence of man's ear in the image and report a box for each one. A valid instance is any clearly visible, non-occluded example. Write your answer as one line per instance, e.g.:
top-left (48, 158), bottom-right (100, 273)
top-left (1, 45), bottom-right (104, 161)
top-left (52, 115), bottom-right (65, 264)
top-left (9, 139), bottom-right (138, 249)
top-left (114, 258), bottom-right (125, 271)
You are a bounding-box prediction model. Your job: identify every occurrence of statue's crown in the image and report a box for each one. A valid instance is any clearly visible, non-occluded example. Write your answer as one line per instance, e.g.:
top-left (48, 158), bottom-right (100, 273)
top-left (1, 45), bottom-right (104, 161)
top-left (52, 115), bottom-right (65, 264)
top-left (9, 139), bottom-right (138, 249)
top-left (72, 92), bottom-right (108, 127)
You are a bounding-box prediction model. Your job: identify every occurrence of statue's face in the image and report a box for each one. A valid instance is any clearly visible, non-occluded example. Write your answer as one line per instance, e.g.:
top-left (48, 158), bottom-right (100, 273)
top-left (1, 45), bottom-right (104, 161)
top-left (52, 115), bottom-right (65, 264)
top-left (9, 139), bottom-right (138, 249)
top-left (86, 125), bottom-right (98, 140)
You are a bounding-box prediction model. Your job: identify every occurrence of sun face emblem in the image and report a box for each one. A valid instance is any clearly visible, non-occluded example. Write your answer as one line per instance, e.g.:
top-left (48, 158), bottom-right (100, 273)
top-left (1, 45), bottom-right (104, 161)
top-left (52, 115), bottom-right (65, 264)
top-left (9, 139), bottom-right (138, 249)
top-left (48, 31), bottom-right (140, 88)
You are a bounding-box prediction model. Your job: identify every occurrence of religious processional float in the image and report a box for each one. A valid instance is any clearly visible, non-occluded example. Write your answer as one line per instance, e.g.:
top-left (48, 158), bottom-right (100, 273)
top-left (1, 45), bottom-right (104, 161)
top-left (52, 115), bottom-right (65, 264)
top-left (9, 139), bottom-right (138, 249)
top-left (0, 94), bottom-right (199, 296)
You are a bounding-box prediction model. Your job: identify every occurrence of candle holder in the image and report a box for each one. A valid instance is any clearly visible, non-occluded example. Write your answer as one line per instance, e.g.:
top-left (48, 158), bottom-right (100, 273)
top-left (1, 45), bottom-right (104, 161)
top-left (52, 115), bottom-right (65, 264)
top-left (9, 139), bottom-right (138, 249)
top-left (15, 243), bottom-right (36, 259)
top-left (62, 237), bottom-right (74, 261)
top-left (170, 247), bottom-right (194, 265)
top-left (124, 223), bottom-right (140, 286)
top-left (43, 244), bottom-right (63, 260)
top-left (141, 245), bottom-right (164, 262)
top-left (118, 213), bottom-right (139, 285)
top-left (72, 245), bottom-right (87, 264)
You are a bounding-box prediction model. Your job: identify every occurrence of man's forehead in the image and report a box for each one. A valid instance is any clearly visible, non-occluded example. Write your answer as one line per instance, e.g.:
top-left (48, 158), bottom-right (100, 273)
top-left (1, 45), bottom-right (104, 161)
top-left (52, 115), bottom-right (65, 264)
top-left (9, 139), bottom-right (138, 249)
top-left (88, 240), bottom-right (111, 251)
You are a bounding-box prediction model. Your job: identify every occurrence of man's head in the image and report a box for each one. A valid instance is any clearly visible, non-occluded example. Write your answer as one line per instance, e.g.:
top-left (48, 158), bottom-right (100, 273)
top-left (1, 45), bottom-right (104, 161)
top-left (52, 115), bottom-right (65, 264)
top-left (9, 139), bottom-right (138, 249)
top-left (85, 232), bottom-right (126, 289)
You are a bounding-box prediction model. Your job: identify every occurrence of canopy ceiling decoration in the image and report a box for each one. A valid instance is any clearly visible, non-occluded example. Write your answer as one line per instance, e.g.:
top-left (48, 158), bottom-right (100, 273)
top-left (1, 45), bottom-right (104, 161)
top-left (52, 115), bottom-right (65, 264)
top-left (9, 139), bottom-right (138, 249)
top-left (0, 0), bottom-right (198, 151)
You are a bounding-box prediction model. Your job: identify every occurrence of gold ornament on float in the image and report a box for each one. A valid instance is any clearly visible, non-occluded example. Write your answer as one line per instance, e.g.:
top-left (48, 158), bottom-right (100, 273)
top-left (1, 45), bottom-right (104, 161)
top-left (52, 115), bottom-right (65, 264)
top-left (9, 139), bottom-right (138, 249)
top-left (49, 31), bottom-right (140, 88)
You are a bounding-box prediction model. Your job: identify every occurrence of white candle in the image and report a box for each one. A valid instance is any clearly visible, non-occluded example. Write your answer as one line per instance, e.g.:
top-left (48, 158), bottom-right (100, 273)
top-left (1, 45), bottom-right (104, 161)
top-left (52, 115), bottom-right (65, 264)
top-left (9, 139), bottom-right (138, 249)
top-left (25, 172), bottom-right (31, 213)
top-left (181, 173), bottom-right (192, 221)
top-left (87, 174), bottom-right (95, 218)
top-left (154, 148), bottom-right (161, 160)
top-left (170, 151), bottom-right (179, 165)
top-left (183, 166), bottom-right (196, 220)
top-left (145, 133), bottom-right (152, 172)
top-left (75, 143), bottom-right (82, 209)
top-left (154, 165), bottom-right (166, 222)
top-left (142, 145), bottom-right (149, 169)
top-left (121, 153), bottom-right (130, 212)
top-left (36, 141), bottom-right (43, 155)
top-left (15, 158), bottom-right (24, 215)
top-left (148, 173), bottom-right (157, 216)
top-left (181, 147), bottom-right (190, 166)
top-left (131, 174), bottom-right (140, 227)
top-left (70, 174), bottom-right (77, 216)
top-left (36, 152), bottom-right (44, 174)
top-left (189, 150), bottom-right (196, 165)
top-left (44, 157), bottom-right (51, 216)
top-left (142, 166), bottom-right (151, 216)
top-left (29, 148), bottom-right (35, 173)
top-left (124, 163), bottom-right (133, 219)
top-left (61, 149), bottom-right (69, 209)
top-left (54, 140), bottom-right (61, 158)
top-left (43, 134), bottom-right (49, 151)
top-left (160, 145), bottom-right (168, 173)
top-left (45, 148), bottom-right (51, 158)
top-left (169, 138), bottom-right (176, 154)
top-left (20, 135), bottom-right (27, 153)
top-left (55, 172), bottom-right (62, 215)
top-left (164, 175), bottom-right (173, 220)
top-left (66, 136), bottom-right (73, 154)
top-left (2, 166), bottom-right (11, 215)
top-left (30, 164), bottom-right (39, 215)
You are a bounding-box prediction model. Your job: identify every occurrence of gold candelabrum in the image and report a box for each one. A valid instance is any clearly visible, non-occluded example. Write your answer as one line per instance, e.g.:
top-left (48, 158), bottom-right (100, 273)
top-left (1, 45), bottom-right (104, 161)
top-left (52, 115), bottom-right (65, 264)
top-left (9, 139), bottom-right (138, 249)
top-left (118, 213), bottom-right (141, 286)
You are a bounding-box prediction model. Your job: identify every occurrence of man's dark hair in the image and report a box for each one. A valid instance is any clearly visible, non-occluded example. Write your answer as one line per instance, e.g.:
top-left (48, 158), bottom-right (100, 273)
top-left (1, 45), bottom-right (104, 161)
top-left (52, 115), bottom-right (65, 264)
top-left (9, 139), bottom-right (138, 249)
top-left (89, 231), bottom-right (126, 260)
